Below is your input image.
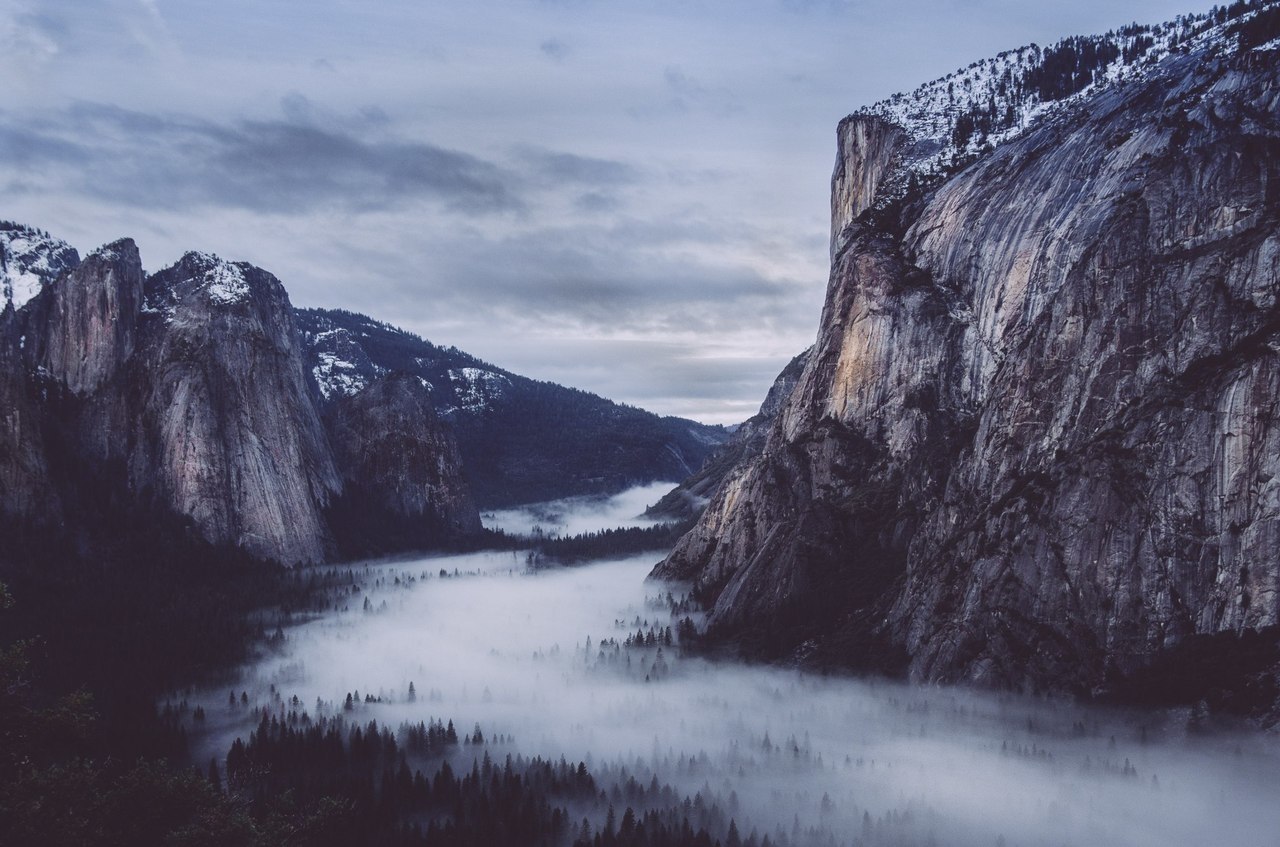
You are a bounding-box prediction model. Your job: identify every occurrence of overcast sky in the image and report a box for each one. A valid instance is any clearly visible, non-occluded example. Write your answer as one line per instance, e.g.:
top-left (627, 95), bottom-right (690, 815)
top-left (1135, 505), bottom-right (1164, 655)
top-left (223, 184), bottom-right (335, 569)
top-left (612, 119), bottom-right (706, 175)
top-left (2, 0), bottom-right (1200, 423)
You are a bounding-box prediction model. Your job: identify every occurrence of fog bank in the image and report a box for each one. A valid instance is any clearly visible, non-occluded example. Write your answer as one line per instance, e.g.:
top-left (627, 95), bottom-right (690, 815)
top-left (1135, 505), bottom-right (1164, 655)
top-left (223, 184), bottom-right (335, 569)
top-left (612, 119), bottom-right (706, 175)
top-left (482, 481), bottom-right (676, 537)
top-left (182, 488), bottom-right (1280, 847)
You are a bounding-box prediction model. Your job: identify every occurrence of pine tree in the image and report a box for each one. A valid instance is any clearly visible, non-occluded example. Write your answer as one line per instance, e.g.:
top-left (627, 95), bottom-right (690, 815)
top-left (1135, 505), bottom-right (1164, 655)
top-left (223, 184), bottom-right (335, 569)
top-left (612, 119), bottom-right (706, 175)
top-left (205, 757), bottom-right (221, 792)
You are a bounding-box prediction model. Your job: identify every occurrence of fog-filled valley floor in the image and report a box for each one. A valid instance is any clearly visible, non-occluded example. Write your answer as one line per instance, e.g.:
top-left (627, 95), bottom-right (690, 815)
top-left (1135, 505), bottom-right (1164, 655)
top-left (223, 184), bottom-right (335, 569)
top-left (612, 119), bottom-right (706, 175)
top-left (163, 487), bottom-right (1280, 847)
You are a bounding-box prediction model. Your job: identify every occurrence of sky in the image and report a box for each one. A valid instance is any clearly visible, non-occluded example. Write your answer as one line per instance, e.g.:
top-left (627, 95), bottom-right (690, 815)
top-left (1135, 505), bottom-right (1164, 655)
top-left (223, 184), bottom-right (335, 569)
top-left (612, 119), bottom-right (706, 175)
top-left (1, 0), bottom-right (1203, 423)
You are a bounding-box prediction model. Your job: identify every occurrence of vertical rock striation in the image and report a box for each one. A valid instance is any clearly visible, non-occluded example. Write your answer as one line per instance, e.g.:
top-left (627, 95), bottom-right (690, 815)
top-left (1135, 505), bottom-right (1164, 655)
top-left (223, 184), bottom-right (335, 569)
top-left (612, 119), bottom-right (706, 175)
top-left (129, 253), bottom-right (343, 564)
top-left (33, 240), bottom-right (144, 395)
top-left (656, 36), bottom-right (1280, 690)
top-left (5, 242), bottom-right (481, 566)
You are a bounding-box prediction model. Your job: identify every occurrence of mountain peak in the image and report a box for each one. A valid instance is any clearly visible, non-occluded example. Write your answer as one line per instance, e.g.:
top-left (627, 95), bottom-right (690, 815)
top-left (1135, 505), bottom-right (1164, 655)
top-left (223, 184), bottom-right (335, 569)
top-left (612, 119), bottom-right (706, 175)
top-left (145, 251), bottom-right (282, 319)
top-left (0, 220), bottom-right (81, 311)
top-left (176, 251), bottom-right (254, 305)
top-left (854, 0), bottom-right (1280, 205)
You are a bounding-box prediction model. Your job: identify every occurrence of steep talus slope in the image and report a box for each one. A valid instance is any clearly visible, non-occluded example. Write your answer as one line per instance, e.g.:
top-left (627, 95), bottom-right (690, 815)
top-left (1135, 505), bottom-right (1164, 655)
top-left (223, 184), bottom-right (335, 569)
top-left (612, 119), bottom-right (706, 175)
top-left (295, 308), bottom-right (729, 508)
top-left (657, 16), bottom-right (1280, 691)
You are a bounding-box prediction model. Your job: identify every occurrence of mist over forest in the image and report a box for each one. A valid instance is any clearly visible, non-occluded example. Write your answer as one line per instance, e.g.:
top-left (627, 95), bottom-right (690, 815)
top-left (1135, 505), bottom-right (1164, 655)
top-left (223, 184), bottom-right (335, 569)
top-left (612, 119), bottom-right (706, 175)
top-left (6, 2), bottom-right (1280, 844)
top-left (166, 487), bottom-right (1280, 847)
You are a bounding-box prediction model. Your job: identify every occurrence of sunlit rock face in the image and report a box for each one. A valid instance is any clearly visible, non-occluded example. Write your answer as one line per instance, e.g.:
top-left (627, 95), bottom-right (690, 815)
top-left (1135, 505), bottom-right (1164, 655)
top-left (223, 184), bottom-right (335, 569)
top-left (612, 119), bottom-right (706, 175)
top-left (116, 252), bottom-right (344, 564)
top-left (646, 348), bottom-right (812, 523)
top-left (658, 43), bottom-right (1280, 691)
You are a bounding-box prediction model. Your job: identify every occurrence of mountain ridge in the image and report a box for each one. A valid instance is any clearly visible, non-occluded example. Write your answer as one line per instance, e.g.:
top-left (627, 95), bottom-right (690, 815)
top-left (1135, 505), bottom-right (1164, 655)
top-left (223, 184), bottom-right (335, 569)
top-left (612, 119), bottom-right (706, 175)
top-left (294, 306), bottom-right (727, 508)
top-left (1, 227), bottom-right (723, 566)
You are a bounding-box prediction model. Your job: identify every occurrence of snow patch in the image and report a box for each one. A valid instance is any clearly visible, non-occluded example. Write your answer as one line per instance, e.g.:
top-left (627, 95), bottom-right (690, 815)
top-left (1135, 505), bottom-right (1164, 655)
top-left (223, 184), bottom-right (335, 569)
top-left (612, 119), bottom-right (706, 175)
top-left (313, 352), bottom-right (368, 401)
top-left (188, 252), bottom-right (251, 305)
top-left (1, 225), bottom-right (79, 310)
top-left (855, 4), bottom-right (1272, 204)
top-left (448, 367), bottom-right (510, 413)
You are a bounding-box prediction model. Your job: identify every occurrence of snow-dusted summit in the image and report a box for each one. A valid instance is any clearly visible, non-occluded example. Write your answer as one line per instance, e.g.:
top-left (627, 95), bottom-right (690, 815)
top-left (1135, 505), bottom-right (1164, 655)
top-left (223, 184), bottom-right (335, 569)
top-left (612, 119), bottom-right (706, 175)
top-left (857, 0), bottom-right (1280, 202)
top-left (0, 221), bottom-right (80, 311)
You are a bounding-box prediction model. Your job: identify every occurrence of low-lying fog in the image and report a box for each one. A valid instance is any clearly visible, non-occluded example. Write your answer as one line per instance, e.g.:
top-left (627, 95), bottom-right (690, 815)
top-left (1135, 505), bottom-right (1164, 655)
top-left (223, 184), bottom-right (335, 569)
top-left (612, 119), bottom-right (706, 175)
top-left (481, 481), bottom-right (673, 537)
top-left (183, 486), bottom-right (1280, 847)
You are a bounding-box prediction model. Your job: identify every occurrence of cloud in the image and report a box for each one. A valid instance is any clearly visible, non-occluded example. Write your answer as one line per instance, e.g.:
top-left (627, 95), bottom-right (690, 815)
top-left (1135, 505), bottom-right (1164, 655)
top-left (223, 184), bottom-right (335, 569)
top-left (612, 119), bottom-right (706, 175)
top-left (0, 7), bottom-right (63, 66)
top-left (512, 145), bottom-right (638, 187)
top-left (539, 37), bottom-right (570, 60)
top-left (574, 191), bottom-right (619, 213)
top-left (383, 220), bottom-right (805, 333)
top-left (662, 66), bottom-right (742, 116)
top-left (627, 66), bottom-right (743, 121)
top-left (0, 102), bottom-right (522, 215)
top-left (279, 92), bottom-right (315, 124)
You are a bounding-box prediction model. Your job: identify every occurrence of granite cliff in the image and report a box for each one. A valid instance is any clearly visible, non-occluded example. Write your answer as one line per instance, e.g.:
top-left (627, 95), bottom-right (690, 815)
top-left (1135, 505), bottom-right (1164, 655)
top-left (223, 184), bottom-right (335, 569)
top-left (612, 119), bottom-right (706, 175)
top-left (3, 241), bottom-right (478, 565)
top-left (656, 5), bottom-right (1280, 695)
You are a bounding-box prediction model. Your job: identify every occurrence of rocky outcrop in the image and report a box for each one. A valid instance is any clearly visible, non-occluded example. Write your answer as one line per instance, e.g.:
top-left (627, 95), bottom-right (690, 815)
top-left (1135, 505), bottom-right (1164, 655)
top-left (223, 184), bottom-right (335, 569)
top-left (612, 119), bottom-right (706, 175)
top-left (122, 253), bottom-right (344, 564)
top-left (656, 32), bottom-right (1280, 691)
top-left (325, 372), bottom-right (481, 554)
top-left (830, 117), bottom-right (906, 258)
top-left (31, 240), bottom-right (143, 395)
top-left (1, 222), bottom-right (80, 311)
top-left (5, 242), bottom-right (481, 566)
top-left (646, 348), bottom-right (811, 523)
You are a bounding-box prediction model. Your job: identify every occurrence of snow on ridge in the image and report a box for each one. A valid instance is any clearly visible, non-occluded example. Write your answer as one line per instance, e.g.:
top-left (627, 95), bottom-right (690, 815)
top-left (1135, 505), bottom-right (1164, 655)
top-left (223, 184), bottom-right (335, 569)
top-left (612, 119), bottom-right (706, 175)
top-left (1, 224), bottom-right (79, 311)
top-left (184, 251), bottom-right (252, 306)
top-left (448, 367), bottom-right (510, 413)
top-left (855, 1), bottom-right (1280, 200)
top-left (313, 351), bottom-right (368, 401)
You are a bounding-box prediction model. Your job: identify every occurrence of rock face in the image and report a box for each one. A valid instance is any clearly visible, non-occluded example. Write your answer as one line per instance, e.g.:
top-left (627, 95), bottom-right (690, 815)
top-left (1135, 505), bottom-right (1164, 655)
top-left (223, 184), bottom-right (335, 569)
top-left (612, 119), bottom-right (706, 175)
top-left (127, 253), bottom-right (343, 564)
top-left (0, 310), bottom-right (57, 522)
top-left (32, 240), bottom-right (143, 395)
top-left (325, 372), bottom-right (481, 555)
top-left (656, 27), bottom-right (1280, 691)
top-left (4, 241), bottom-right (481, 566)
top-left (646, 348), bottom-right (811, 523)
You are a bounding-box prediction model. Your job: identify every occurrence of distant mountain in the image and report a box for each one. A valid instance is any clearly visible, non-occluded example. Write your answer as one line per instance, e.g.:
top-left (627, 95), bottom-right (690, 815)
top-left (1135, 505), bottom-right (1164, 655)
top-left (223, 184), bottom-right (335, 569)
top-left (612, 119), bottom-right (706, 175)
top-left (294, 308), bottom-right (728, 508)
top-left (657, 0), bottom-right (1280, 710)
